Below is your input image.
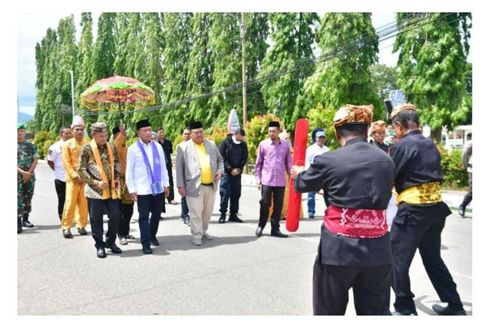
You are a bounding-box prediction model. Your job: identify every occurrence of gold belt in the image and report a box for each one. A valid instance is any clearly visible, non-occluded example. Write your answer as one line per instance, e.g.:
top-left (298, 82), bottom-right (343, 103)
top-left (397, 181), bottom-right (441, 205)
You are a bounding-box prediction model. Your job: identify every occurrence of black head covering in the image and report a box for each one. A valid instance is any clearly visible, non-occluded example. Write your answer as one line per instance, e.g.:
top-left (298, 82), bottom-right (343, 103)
top-left (268, 121), bottom-right (280, 128)
top-left (188, 121), bottom-right (203, 130)
top-left (136, 119), bottom-right (151, 130)
top-left (112, 126), bottom-right (120, 137)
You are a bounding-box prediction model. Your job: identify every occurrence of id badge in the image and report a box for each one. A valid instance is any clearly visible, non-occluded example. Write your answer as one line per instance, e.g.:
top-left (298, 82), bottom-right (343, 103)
top-left (151, 182), bottom-right (163, 194)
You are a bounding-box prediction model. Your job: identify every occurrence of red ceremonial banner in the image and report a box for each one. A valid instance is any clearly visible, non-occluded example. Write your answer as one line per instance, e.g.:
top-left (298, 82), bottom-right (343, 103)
top-left (286, 118), bottom-right (309, 232)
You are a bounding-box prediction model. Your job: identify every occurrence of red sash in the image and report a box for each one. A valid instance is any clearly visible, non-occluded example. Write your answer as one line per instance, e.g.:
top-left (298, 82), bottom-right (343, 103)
top-left (323, 205), bottom-right (388, 238)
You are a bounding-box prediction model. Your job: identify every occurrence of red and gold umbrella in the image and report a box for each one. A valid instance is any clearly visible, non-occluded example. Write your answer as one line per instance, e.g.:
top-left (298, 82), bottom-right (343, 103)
top-left (80, 76), bottom-right (156, 111)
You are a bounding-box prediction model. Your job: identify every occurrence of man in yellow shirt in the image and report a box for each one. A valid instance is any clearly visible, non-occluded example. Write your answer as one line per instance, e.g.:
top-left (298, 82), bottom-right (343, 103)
top-left (60, 115), bottom-right (89, 238)
top-left (176, 121), bottom-right (224, 246)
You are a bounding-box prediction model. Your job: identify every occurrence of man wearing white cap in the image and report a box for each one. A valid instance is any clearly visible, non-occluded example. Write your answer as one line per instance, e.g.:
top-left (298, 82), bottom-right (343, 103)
top-left (305, 129), bottom-right (329, 218)
top-left (60, 115), bottom-right (89, 238)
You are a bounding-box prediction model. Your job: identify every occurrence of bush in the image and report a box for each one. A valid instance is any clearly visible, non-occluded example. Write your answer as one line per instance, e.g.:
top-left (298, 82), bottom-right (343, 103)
top-left (244, 113), bottom-right (283, 164)
top-left (437, 144), bottom-right (468, 189)
top-left (207, 126), bottom-right (228, 148)
top-left (33, 130), bottom-right (57, 159)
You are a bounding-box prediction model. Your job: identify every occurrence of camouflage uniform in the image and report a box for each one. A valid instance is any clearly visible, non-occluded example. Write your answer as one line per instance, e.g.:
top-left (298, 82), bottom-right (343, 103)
top-left (18, 141), bottom-right (39, 223)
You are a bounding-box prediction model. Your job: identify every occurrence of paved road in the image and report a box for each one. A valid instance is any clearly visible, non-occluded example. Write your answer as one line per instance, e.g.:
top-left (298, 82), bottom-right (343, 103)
top-left (18, 161), bottom-right (472, 315)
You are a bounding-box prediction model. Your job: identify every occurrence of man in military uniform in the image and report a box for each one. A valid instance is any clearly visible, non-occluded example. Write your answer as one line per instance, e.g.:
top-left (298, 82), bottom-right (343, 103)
top-left (17, 124), bottom-right (39, 233)
top-left (389, 103), bottom-right (466, 315)
top-left (291, 104), bottom-right (395, 315)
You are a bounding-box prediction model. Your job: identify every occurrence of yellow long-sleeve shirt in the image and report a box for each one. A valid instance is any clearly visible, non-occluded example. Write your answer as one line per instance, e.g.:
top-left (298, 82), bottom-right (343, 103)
top-left (62, 137), bottom-right (89, 181)
top-left (113, 133), bottom-right (127, 177)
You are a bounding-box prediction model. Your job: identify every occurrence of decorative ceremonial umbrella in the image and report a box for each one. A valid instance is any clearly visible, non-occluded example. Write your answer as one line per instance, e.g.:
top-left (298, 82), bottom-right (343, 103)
top-left (80, 76), bottom-right (156, 112)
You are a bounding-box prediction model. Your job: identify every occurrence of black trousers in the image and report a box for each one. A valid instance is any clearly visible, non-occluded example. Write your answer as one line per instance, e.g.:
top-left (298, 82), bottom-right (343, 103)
top-left (313, 257), bottom-right (392, 315)
top-left (138, 194), bottom-right (164, 248)
top-left (391, 214), bottom-right (463, 312)
top-left (258, 186), bottom-right (285, 232)
top-left (167, 164), bottom-right (175, 203)
top-left (54, 179), bottom-right (66, 220)
top-left (118, 202), bottom-right (134, 238)
top-left (461, 172), bottom-right (472, 208)
top-left (219, 174), bottom-right (242, 215)
top-left (87, 198), bottom-right (121, 249)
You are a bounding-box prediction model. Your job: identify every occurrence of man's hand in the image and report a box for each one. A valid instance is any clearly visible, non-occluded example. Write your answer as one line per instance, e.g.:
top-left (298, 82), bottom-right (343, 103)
top-left (214, 171), bottom-right (223, 181)
top-left (21, 171), bottom-right (31, 183)
top-left (178, 187), bottom-right (186, 197)
top-left (98, 181), bottom-right (109, 190)
top-left (256, 182), bottom-right (261, 190)
top-left (119, 126), bottom-right (126, 137)
top-left (291, 165), bottom-right (305, 179)
top-left (231, 168), bottom-right (240, 176)
top-left (130, 192), bottom-right (138, 202)
top-left (164, 187), bottom-right (170, 198)
top-left (75, 176), bottom-right (83, 185)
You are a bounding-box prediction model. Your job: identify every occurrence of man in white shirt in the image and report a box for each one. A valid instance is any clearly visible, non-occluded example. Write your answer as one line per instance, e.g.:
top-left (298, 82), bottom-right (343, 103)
top-left (126, 119), bottom-right (170, 254)
top-left (305, 129), bottom-right (329, 218)
top-left (47, 127), bottom-right (72, 220)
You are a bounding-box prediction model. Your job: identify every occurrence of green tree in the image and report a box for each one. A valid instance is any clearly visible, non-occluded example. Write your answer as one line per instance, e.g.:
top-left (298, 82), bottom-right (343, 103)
top-left (298, 13), bottom-right (382, 126)
top-left (113, 13), bottom-right (131, 76)
top-left (76, 13), bottom-right (95, 127)
top-left (187, 13), bottom-right (214, 126)
top-left (394, 13), bottom-right (472, 141)
top-left (242, 13), bottom-right (269, 118)
top-left (160, 13), bottom-right (193, 141)
top-left (258, 13), bottom-right (318, 129)
top-left (370, 64), bottom-right (398, 99)
top-left (55, 15), bottom-right (78, 130)
top-left (92, 13), bottom-right (117, 80)
top-left (208, 13), bottom-right (242, 127)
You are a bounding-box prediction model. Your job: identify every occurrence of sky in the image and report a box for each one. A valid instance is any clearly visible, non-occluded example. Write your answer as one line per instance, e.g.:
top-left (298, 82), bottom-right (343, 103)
top-left (16, 11), bottom-right (398, 117)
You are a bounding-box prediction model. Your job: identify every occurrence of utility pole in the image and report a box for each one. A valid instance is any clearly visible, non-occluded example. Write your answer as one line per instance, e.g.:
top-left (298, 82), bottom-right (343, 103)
top-left (240, 13), bottom-right (248, 127)
top-left (69, 70), bottom-right (75, 118)
top-left (240, 13), bottom-right (249, 173)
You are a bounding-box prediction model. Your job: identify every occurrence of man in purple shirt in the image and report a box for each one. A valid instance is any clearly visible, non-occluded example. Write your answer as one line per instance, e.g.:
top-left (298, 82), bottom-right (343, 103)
top-left (254, 121), bottom-right (292, 238)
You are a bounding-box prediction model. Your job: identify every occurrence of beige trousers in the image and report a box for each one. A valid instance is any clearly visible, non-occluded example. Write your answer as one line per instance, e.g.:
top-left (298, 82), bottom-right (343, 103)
top-left (186, 185), bottom-right (216, 240)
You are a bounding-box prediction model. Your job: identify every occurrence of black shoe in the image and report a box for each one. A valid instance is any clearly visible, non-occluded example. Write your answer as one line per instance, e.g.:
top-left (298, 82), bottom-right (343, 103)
top-left (271, 230), bottom-right (288, 238)
top-left (142, 247), bottom-right (153, 254)
top-left (228, 214), bottom-right (244, 223)
top-left (458, 205), bottom-right (466, 217)
top-left (151, 239), bottom-right (160, 246)
top-left (63, 229), bottom-right (73, 239)
top-left (22, 220), bottom-right (34, 228)
top-left (255, 226), bottom-right (263, 237)
top-left (107, 243), bottom-right (122, 254)
top-left (18, 227), bottom-right (23, 234)
top-left (97, 248), bottom-right (107, 258)
top-left (392, 310), bottom-right (417, 316)
top-left (219, 215), bottom-right (226, 223)
top-left (432, 304), bottom-right (466, 315)
top-left (77, 227), bottom-right (88, 235)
